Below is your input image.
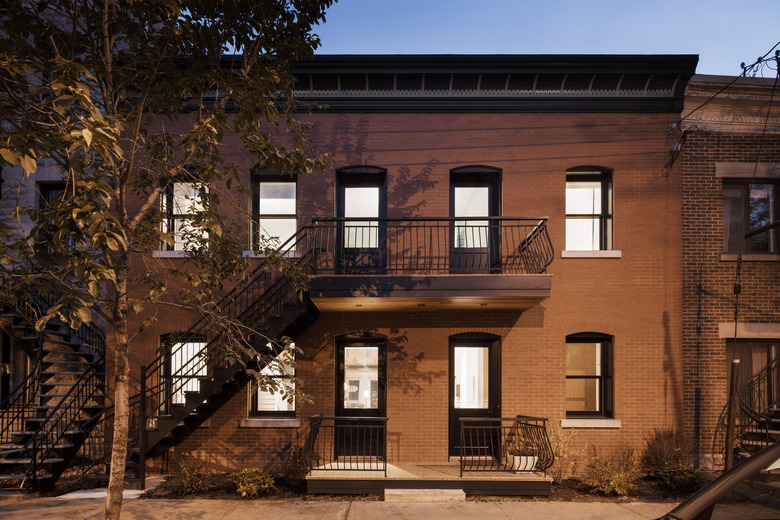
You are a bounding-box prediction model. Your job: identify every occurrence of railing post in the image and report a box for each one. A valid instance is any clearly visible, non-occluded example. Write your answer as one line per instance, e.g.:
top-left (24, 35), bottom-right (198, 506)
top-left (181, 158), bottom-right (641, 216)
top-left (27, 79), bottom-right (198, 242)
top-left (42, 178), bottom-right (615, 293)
top-left (725, 358), bottom-right (740, 471)
top-left (139, 365), bottom-right (147, 491)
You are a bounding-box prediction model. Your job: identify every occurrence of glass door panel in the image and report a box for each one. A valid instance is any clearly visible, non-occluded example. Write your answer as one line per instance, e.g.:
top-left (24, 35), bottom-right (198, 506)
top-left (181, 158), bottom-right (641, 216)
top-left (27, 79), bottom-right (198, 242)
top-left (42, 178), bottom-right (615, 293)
top-left (453, 346), bottom-right (489, 409)
top-left (342, 345), bottom-right (379, 410)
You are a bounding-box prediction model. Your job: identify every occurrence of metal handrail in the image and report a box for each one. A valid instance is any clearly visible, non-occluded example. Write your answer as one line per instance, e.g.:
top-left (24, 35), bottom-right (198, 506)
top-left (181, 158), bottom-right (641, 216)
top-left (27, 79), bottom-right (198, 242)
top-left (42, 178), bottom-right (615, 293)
top-left (459, 415), bottom-right (554, 476)
top-left (304, 415), bottom-right (388, 476)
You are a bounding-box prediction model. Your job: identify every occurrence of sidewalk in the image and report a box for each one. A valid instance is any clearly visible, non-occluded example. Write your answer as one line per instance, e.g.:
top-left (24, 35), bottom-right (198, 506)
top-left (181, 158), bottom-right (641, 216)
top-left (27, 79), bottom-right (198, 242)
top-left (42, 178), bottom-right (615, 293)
top-left (0, 494), bottom-right (675, 520)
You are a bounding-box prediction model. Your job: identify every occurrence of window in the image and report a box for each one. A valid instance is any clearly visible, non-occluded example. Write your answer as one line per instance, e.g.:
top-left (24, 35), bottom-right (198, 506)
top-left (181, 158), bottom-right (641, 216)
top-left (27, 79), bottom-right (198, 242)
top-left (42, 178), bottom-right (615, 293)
top-left (161, 181), bottom-right (207, 251)
top-left (161, 334), bottom-right (207, 409)
top-left (723, 181), bottom-right (778, 253)
top-left (565, 169), bottom-right (613, 250)
top-left (39, 182), bottom-right (66, 208)
top-left (565, 333), bottom-right (613, 417)
top-left (248, 346), bottom-right (295, 416)
top-left (252, 171), bottom-right (297, 251)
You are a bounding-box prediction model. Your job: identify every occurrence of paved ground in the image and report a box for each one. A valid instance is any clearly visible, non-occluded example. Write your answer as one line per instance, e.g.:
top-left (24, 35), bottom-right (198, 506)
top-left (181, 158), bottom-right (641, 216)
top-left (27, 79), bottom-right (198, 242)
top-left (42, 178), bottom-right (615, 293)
top-left (0, 492), bottom-right (675, 520)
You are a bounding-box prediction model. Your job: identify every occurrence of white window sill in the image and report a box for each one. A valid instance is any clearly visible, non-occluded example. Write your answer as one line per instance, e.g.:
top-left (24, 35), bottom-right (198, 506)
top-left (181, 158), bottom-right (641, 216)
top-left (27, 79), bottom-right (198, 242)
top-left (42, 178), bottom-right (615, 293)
top-left (239, 418), bottom-right (300, 429)
top-left (719, 253), bottom-right (780, 262)
top-left (561, 250), bottom-right (622, 259)
top-left (152, 250), bottom-right (189, 258)
top-left (561, 418), bottom-right (621, 429)
top-left (242, 250), bottom-right (301, 259)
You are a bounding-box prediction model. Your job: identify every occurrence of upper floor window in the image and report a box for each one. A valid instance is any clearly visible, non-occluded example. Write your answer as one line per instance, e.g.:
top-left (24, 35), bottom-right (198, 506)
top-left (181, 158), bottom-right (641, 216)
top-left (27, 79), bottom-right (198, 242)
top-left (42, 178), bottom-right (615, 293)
top-left (565, 333), bottom-right (613, 418)
top-left (39, 182), bottom-right (66, 208)
top-left (161, 181), bottom-right (207, 251)
top-left (252, 170), bottom-right (297, 251)
top-left (248, 346), bottom-right (295, 416)
top-left (565, 169), bottom-right (613, 251)
top-left (723, 181), bottom-right (778, 253)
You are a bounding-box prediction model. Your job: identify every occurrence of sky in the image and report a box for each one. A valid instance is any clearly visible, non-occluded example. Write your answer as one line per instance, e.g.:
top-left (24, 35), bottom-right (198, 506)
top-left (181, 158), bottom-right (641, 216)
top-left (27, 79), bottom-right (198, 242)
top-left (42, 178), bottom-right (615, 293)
top-left (314, 0), bottom-right (780, 77)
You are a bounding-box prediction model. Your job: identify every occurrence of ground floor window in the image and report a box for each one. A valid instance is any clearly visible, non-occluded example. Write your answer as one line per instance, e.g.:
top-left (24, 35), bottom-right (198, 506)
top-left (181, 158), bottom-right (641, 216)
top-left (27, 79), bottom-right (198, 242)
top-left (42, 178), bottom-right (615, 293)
top-left (248, 346), bottom-right (295, 417)
top-left (565, 333), bottom-right (613, 418)
top-left (161, 334), bottom-right (207, 409)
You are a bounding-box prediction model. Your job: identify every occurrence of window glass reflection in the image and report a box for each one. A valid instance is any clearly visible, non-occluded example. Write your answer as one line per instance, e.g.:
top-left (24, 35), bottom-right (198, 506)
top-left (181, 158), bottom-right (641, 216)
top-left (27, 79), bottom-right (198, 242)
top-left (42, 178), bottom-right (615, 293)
top-left (343, 346), bottom-right (379, 409)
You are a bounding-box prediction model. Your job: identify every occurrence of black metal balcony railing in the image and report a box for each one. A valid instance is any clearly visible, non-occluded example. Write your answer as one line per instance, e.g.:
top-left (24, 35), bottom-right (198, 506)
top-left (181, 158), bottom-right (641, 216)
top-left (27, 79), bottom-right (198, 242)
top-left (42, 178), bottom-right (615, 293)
top-left (304, 415), bottom-right (388, 476)
top-left (459, 416), bottom-right (554, 475)
top-left (309, 217), bottom-right (553, 275)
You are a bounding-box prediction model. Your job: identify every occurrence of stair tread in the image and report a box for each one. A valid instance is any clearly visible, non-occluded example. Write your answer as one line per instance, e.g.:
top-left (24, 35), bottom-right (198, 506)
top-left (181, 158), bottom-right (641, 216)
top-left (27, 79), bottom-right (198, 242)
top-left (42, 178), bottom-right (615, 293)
top-left (0, 473), bottom-right (53, 481)
top-left (0, 458), bottom-right (64, 465)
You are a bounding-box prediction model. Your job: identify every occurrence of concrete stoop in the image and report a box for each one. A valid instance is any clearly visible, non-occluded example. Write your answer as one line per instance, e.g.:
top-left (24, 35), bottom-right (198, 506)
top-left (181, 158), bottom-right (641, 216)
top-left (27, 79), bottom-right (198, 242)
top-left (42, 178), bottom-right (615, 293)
top-left (384, 488), bottom-right (466, 502)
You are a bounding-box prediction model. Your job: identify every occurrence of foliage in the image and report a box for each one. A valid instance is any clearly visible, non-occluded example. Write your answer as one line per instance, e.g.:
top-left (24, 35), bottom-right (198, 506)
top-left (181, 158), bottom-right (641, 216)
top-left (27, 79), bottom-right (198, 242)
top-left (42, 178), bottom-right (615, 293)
top-left (179, 462), bottom-right (208, 496)
top-left (508, 444), bottom-right (537, 456)
top-left (0, 0), bottom-right (334, 517)
top-left (228, 468), bottom-right (275, 497)
top-left (547, 420), bottom-right (585, 483)
top-left (641, 428), bottom-right (695, 477)
top-left (581, 446), bottom-right (640, 496)
top-left (283, 441), bottom-right (312, 490)
top-left (656, 463), bottom-right (703, 494)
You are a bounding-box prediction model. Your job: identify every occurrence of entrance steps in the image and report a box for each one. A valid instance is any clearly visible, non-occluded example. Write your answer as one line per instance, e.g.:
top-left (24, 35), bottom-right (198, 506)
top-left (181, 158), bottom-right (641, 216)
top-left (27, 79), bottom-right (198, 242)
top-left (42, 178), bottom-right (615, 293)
top-left (384, 488), bottom-right (466, 502)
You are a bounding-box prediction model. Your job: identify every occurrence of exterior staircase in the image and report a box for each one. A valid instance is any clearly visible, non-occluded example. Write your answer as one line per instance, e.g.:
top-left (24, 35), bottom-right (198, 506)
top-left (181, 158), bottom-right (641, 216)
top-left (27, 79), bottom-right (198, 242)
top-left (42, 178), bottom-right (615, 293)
top-left (0, 299), bottom-right (106, 491)
top-left (736, 354), bottom-right (780, 456)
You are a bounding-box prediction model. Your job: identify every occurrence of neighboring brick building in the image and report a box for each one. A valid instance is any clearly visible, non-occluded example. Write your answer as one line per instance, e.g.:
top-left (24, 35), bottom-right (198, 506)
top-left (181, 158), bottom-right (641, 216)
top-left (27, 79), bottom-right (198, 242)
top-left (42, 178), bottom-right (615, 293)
top-left (680, 74), bottom-right (780, 468)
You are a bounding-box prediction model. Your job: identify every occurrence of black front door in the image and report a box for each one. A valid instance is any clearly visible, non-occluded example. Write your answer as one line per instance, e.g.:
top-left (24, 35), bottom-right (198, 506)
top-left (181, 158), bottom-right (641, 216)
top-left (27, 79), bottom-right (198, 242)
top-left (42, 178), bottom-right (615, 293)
top-left (450, 168), bottom-right (501, 273)
top-left (449, 334), bottom-right (501, 457)
top-left (335, 334), bottom-right (387, 458)
top-left (336, 168), bottom-right (387, 273)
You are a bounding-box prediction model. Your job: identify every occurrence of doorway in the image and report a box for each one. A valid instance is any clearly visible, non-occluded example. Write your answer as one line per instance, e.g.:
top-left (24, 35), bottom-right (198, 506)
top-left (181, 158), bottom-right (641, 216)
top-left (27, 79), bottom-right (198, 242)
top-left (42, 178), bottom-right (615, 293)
top-left (335, 333), bottom-right (387, 458)
top-left (449, 333), bottom-right (501, 457)
top-left (336, 168), bottom-right (387, 273)
top-left (450, 167), bottom-right (501, 273)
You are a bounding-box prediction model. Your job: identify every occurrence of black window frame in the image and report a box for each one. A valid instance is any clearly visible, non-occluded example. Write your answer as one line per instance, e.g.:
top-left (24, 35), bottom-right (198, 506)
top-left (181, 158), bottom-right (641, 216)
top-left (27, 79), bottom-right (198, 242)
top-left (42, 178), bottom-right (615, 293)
top-left (565, 168), bottom-right (613, 251)
top-left (722, 179), bottom-right (780, 254)
top-left (247, 345), bottom-right (296, 418)
top-left (160, 177), bottom-right (207, 251)
top-left (251, 169), bottom-right (297, 251)
top-left (565, 332), bottom-right (613, 418)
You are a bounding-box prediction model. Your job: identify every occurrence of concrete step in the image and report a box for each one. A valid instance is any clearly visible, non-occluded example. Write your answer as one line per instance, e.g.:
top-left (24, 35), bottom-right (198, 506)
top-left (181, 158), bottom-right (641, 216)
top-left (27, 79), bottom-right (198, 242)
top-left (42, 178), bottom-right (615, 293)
top-left (384, 488), bottom-right (466, 502)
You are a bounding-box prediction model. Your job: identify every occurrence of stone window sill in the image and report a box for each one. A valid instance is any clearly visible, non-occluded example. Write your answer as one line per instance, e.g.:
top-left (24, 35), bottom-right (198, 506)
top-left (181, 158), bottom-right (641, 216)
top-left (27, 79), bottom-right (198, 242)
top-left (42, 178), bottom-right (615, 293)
top-left (561, 418), bottom-right (621, 429)
top-left (719, 253), bottom-right (780, 262)
top-left (242, 250), bottom-right (301, 259)
top-left (561, 250), bottom-right (622, 259)
top-left (239, 418), bottom-right (300, 429)
top-left (152, 250), bottom-right (189, 258)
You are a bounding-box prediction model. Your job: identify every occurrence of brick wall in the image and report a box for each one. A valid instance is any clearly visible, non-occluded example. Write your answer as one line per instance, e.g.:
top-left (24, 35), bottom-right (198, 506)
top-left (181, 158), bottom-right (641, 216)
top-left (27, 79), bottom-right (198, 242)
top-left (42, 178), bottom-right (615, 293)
top-left (681, 132), bottom-right (780, 465)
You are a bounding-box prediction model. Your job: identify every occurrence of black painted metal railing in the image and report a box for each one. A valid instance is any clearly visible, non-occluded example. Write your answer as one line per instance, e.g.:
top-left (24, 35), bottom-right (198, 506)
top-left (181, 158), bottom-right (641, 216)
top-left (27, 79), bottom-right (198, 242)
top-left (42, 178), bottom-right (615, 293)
top-left (303, 415), bottom-right (388, 475)
top-left (737, 354), bottom-right (780, 454)
top-left (309, 217), bottom-right (553, 275)
top-left (459, 416), bottom-right (554, 476)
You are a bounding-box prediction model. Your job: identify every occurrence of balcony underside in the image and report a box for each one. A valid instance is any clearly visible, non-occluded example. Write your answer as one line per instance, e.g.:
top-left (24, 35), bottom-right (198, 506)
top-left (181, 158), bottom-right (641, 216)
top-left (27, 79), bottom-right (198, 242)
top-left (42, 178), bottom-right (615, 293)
top-left (308, 274), bottom-right (551, 312)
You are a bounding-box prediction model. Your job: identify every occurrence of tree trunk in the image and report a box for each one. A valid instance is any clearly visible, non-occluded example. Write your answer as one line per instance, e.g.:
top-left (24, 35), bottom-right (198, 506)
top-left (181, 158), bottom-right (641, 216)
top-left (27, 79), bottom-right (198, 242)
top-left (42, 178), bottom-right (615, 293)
top-left (105, 285), bottom-right (130, 520)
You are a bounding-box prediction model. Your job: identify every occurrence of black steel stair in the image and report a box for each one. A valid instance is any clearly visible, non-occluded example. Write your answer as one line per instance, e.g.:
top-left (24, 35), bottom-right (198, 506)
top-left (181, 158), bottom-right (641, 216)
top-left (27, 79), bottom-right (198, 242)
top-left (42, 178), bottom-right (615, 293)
top-left (0, 300), bottom-right (106, 491)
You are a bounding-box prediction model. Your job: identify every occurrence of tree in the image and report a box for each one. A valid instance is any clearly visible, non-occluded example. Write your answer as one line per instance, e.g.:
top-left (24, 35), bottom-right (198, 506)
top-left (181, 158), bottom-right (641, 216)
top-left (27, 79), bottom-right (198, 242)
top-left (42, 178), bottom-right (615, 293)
top-left (0, 1), bottom-right (334, 517)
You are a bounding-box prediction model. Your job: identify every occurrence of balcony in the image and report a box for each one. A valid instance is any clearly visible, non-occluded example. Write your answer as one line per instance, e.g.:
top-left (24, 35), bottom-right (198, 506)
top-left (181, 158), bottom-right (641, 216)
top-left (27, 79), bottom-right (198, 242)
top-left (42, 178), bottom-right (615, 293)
top-left (305, 217), bottom-right (553, 312)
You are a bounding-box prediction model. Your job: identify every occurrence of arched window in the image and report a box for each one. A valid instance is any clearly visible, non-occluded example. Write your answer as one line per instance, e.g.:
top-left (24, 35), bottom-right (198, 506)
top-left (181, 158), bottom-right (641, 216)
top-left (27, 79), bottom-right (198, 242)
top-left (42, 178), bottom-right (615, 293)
top-left (565, 332), bottom-right (613, 418)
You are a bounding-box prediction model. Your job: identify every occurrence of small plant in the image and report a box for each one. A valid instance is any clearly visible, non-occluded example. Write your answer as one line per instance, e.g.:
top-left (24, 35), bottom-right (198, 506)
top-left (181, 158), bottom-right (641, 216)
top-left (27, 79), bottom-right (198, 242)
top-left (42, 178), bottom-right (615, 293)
top-left (284, 442), bottom-right (312, 490)
top-left (581, 446), bottom-right (640, 496)
top-left (657, 463), bottom-right (703, 493)
top-left (228, 468), bottom-right (275, 498)
top-left (508, 444), bottom-right (537, 456)
top-left (179, 462), bottom-right (208, 496)
top-left (547, 420), bottom-right (584, 483)
top-left (641, 428), bottom-right (694, 476)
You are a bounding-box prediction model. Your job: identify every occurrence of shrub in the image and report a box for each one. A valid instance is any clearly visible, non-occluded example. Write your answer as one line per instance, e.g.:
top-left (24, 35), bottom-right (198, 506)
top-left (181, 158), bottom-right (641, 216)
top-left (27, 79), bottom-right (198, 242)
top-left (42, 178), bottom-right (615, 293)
top-left (641, 428), bottom-right (694, 477)
top-left (547, 420), bottom-right (584, 483)
top-left (283, 443), bottom-right (311, 490)
top-left (581, 446), bottom-right (640, 496)
top-left (657, 463), bottom-right (703, 494)
top-left (179, 462), bottom-right (208, 496)
top-left (229, 468), bottom-right (275, 498)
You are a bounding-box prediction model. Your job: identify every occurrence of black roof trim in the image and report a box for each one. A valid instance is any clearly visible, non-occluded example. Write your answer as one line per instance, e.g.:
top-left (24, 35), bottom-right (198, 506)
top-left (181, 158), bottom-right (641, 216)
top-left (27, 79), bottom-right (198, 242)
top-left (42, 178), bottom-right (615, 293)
top-left (290, 54), bottom-right (698, 113)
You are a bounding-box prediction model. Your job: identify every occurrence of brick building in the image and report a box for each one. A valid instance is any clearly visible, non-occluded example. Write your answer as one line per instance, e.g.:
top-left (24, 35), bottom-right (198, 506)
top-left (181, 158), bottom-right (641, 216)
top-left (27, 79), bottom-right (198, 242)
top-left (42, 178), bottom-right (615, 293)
top-left (680, 74), bottom-right (780, 468)
top-left (1, 54), bottom-right (701, 493)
